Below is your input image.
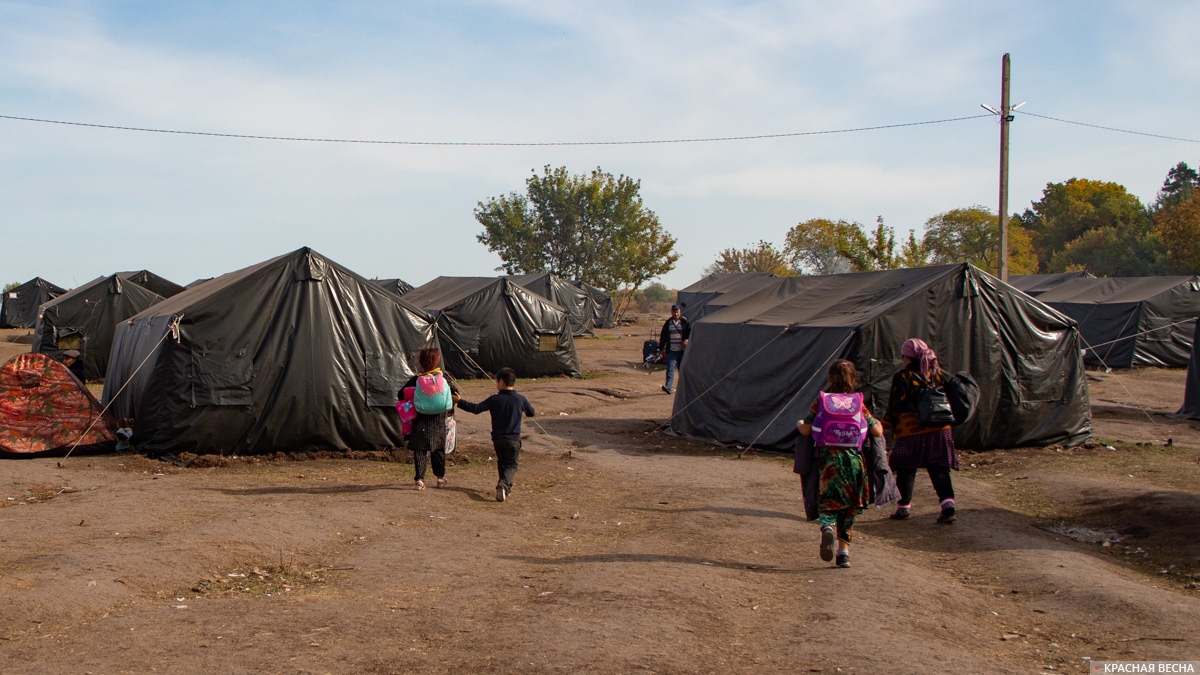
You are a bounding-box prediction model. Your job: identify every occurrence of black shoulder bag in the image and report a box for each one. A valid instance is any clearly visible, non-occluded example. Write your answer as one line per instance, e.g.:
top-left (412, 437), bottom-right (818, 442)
top-left (916, 372), bottom-right (956, 426)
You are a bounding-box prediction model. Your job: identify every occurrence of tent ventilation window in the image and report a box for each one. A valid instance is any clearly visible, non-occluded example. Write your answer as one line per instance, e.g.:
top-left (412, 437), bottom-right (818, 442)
top-left (56, 333), bottom-right (83, 351)
top-left (537, 333), bottom-right (558, 352)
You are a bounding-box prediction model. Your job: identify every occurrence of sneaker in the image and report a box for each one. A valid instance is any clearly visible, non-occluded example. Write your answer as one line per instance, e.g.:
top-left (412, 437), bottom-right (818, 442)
top-left (436, 477), bottom-right (448, 488)
top-left (890, 507), bottom-right (911, 520)
top-left (661, 384), bottom-right (673, 394)
top-left (937, 507), bottom-right (956, 524)
top-left (414, 479), bottom-right (425, 491)
top-left (836, 551), bottom-right (851, 568)
top-left (496, 485), bottom-right (507, 502)
top-left (819, 526), bottom-right (835, 562)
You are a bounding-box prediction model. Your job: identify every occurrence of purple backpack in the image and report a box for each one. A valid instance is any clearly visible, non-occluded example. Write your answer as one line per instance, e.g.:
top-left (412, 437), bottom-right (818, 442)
top-left (811, 392), bottom-right (869, 449)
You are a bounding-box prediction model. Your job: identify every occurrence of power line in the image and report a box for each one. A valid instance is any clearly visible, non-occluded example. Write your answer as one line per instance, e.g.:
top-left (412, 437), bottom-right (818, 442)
top-left (0, 112), bottom-right (991, 147)
top-left (1019, 111), bottom-right (1200, 144)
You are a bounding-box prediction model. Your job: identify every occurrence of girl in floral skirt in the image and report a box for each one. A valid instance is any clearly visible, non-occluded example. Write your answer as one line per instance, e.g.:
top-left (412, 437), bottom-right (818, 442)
top-left (797, 360), bottom-right (883, 568)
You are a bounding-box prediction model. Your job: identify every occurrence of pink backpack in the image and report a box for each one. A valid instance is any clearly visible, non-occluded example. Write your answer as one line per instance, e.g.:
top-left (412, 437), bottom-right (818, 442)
top-left (811, 391), bottom-right (869, 449)
top-left (395, 386), bottom-right (417, 435)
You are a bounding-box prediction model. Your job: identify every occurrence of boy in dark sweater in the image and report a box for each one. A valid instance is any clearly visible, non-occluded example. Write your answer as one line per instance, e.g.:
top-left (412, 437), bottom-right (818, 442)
top-left (452, 367), bottom-right (536, 502)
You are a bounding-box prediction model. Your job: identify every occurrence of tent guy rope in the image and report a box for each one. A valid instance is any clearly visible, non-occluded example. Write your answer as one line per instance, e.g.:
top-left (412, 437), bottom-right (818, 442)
top-left (734, 333), bottom-right (855, 457)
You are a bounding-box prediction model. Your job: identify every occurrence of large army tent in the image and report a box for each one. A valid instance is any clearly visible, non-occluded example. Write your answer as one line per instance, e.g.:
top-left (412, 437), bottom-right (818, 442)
top-left (1176, 321), bottom-right (1200, 419)
top-left (117, 270), bottom-right (185, 298)
top-left (509, 273), bottom-right (595, 336)
top-left (675, 273), bottom-right (780, 322)
top-left (1008, 272), bottom-right (1094, 297)
top-left (572, 280), bottom-right (615, 329)
top-left (402, 277), bottom-right (581, 379)
top-left (32, 275), bottom-right (167, 380)
top-left (372, 278), bottom-right (414, 296)
top-left (672, 264), bottom-right (1091, 451)
top-left (1, 352), bottom-right (117, 457)
top-left (0, 277), bottom-right (66, 328)
top-left (1035, 276), bottom-right (1200, 368)
top-left (102, 247), bottom-right (438, 456)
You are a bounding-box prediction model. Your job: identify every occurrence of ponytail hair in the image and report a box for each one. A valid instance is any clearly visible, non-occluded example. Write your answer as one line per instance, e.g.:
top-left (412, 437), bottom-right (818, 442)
top-left (418, 347), bottom-right (441, 372)
top-left (826, 359), bottom-right (860, 394)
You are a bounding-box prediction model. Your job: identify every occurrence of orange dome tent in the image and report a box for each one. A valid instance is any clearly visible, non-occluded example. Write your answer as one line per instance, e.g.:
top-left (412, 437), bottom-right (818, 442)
top-left (0, 353), bottom-right (117, 458)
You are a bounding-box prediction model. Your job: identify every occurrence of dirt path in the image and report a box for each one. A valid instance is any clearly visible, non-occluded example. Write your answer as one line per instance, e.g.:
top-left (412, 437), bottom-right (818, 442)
top-left (1, 323), bottom-right (1198, 673)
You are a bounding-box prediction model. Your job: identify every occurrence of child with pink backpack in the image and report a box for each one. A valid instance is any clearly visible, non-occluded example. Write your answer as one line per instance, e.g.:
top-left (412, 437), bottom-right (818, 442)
top-left (796, 360), bottom-right (883, 568)
top-left (398, 347), bottom-right (458, 490)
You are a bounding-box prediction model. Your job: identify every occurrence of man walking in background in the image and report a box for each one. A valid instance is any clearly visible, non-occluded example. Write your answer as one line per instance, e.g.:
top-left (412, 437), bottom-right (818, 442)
top-left (659, 304), bottom-right (690, 394)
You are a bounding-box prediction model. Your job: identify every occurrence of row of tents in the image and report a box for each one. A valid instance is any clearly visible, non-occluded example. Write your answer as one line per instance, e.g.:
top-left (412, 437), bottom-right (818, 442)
top-left (6, 254), bottom-right (1197, 460)
top-left (679, 271), bottom-right (1200, 370)
top-left (11, 260), bottom-right (616, 386)
top-left (2, 248), bottom-right (614, 457)
top-left (670, 268), bottom-right (1200, 453)
top-left (386, 273), bottom-right (615, 338)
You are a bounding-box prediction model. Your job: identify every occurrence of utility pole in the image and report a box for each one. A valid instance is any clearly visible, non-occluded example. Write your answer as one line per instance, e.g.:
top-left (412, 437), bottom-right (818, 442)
top-left (997, 53), bottom-right (1012, 282)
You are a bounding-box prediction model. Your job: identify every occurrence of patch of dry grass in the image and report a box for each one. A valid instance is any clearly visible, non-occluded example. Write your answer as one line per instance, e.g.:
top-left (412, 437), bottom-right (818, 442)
top-left (182, 548), bottom-right (345, 599)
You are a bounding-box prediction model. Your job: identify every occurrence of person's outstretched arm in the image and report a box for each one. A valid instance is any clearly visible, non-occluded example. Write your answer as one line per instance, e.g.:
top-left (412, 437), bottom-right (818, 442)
top-left (455, 393), bottom-right (493, 415)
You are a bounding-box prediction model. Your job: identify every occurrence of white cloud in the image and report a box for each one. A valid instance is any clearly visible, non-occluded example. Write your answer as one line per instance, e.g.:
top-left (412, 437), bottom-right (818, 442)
top-left (0, 1), bottom-right (1197, 291)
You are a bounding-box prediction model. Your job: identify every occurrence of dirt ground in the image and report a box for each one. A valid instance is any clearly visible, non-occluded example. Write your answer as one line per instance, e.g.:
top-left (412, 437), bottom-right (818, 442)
top-left (2, 317), bottom-right (1199, 674)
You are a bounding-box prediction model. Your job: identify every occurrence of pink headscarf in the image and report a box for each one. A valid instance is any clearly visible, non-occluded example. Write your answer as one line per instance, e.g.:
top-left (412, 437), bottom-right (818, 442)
top-left (901, 338), bottom-right (939, 378)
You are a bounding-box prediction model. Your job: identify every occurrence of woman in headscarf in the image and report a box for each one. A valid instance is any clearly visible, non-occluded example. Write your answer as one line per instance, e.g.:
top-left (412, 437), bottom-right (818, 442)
top-left (882, 338), bottom-right (958, 523)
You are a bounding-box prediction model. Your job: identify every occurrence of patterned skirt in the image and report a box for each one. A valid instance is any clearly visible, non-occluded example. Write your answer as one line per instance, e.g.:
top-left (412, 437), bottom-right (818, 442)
top-left (889, 428), bottom-right (959, 470)
top-left (818, 446), bottom-right (869, 515)
top-left (408, 412), bottom-right (448, 453)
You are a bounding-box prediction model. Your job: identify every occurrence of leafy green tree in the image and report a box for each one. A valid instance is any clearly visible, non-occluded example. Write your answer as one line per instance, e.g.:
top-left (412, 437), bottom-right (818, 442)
top-left (1019, 178), bottom-right (1164, 275)
top-left (475, 166), bottom-right (678, 292)
top-left (861, 217), bottom-right (900, 270)
top-left (1155, 191), bottom-right (1200, 274)
top-left (1006, 226), bottom-right (1039, 275)
top-left (783, 219), bottom-right (862, 274)
top-left (641, 281), bottom-right (672, 303)
top-left (921, 206), bottom-right (1037, 275)
top-left (3, 281), bottom-right (20, 293)
top-left (831, 217), bottom-right (906, 272)
top-left (924, 207), bottom-right (994, 267)
top-left (1049, 226), bottom-right (1168, 276)
top-left (898, 230), bottom-right (930, 268)
top-left (1155, 161), bottom-right (1199, 211)
top-left (704, 240), bottom-right (795, 275)
top-left (615, 215), bottom-right (680, 293)
top-left (785, 217), bottom-right (910, 273)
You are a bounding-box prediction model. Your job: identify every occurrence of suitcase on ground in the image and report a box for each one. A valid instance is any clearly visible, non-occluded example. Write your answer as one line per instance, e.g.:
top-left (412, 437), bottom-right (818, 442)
top-left (642, 339), bottom-right (663, 365)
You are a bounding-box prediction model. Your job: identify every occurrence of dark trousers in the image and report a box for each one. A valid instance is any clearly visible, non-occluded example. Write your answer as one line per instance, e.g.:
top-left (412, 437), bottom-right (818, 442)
top-left (664, 350), bottom-right (683, 390)
top-left (494, 438), bottom-right (521, 492)
top-left (895, 466), bottom-right (954, 507)
top-left (413, 447), bottom-right (445, 481)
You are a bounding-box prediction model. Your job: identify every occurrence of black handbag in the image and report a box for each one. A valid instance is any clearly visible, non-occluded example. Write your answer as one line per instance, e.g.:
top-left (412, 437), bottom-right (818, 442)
top-left (916, 375), bottom-right (956, 426)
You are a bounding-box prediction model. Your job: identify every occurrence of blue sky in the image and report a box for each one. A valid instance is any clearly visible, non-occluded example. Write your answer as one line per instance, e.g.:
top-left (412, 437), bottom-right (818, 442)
top-left (2, 1), bottom-right (1198, 291)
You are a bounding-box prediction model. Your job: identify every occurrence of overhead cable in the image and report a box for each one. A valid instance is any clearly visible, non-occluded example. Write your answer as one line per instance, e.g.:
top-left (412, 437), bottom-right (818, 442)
top-left (6, 109), bottom-right (1194, 146)
top-left (1019, 111), bottom-right (1200, 144)
top-left (0, 112), bottom-right (990, 147)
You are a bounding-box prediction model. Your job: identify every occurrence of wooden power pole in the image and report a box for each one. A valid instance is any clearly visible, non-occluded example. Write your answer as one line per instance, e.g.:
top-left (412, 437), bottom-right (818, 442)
top-left (997, 53), bottom-right (1012, 282)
